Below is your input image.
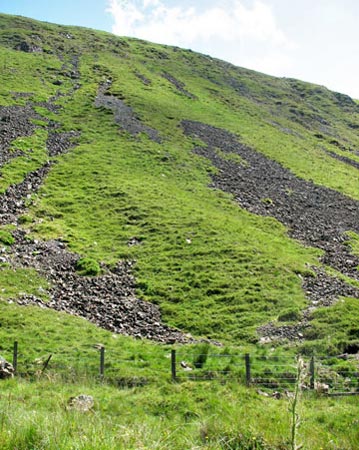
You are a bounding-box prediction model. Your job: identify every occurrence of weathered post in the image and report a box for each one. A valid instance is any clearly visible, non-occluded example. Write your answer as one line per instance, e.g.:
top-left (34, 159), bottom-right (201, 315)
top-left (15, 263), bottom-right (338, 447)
top-left (41, 354), bottom-right (52, 375)
top-left (245, 353), bottom-right (251, 387)
top-left (100, 346), bottom-right (105, 380)
top-left (12, 341), bottom-right (18, 375)
top-left (309, 356), bottom-right (315, 390)
top-left (171, 349), bottom-right (177, 382)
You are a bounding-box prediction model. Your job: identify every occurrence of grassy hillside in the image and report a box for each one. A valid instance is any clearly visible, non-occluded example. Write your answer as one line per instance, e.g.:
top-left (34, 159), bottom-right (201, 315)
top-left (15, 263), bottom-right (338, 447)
top-left (0, 13), bottom-right (359, 448)
top-left (1, 13), bottom-right (359, 353)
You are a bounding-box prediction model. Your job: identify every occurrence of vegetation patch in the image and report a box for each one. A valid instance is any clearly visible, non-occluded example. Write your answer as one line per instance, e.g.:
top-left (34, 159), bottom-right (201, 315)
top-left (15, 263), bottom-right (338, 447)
top-left (75, 257), bottom-right (101, 276)
top-left (0, 229), bottom-right (14, 246)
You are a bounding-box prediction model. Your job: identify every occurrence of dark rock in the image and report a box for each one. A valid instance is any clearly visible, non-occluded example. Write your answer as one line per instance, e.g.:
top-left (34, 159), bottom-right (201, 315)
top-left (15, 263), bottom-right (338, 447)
top-left (182, 119), bottom-right (359, 280)
top-left (135, 72), bottom-right (151, 86)
top-left (9, 230), bottom-right (194, 344)
top-left (181, 119), bottom-right (359, 343)
top-left (16, 41), bottom-right (42, 53)
top-left (162, 72), bottom-right (197, 99)
top-left (46, 131), bottom-right (80, 156)
top-left (0, 105), bottom-right (39, 166)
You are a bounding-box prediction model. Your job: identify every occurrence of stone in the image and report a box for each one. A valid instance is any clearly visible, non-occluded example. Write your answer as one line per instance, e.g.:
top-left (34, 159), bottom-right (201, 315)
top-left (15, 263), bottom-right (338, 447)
top-left (0, 357), bottom-right (14, 379)
top-left (68, 395), bottom-right (94, 412)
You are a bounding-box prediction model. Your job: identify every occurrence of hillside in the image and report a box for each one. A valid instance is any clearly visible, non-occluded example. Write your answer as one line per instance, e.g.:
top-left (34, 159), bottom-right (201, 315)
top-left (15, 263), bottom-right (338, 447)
top-left (1, 13), bottom-right (359, 356)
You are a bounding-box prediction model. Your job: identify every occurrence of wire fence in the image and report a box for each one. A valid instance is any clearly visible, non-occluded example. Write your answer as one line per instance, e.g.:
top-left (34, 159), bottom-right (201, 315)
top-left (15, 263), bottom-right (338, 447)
top-left (171, 350), bottom-right (359, 395)
top-left (3, 341), bottom-right (359, 395)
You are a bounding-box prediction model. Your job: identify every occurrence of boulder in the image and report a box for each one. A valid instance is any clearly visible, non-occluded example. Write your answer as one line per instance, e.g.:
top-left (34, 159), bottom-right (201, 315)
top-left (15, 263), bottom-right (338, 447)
top-left (0, 357), bottom-right (14, 379)
top-left (68, 394), bottom-right (94, 412)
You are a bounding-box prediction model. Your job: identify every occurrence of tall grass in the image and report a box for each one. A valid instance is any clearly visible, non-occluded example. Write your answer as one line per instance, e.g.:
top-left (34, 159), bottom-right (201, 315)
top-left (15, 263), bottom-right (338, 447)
top-left (0, 376), bottom-right (357, 449)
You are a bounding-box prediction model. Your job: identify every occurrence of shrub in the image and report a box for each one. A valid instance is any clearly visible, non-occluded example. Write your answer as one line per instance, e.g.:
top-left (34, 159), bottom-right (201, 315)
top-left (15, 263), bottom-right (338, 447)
top-left (75, 257), bottom-right (101, 276)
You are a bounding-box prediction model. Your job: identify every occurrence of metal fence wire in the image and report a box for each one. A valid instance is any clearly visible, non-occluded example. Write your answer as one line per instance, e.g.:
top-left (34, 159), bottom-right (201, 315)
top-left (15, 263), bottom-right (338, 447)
top-left (172, 351), bottom-right (359, 395)
top-left (5, 342), bottom-right (359, 395)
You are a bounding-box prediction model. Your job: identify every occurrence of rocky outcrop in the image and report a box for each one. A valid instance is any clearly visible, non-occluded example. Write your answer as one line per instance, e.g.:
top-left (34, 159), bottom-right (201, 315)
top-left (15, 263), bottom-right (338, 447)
top-left (0, 74), bottom-right (190, 344)
top-left (162, 72), bottom-right (197, 99)
top-left (182, 120), bottom-right (359, 278)
top-left (0, 105), bottom-right (38, 164)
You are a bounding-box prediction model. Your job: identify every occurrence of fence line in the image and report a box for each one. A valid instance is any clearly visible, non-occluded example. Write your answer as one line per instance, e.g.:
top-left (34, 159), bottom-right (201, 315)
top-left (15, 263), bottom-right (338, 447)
top-left (3, 342), bottom-right (359, 395)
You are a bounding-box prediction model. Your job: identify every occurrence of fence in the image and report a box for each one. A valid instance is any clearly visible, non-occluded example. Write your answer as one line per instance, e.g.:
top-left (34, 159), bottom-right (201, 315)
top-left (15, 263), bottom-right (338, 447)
top-left (4, 342), bottom-right (359, 395)
top-left (171, 350), bottom-right (359, 396)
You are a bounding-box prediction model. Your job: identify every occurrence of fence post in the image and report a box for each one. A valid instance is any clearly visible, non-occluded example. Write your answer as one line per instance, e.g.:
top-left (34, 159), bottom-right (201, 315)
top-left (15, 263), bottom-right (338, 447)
top-left (41, 354), bottom-right (52, 375)
top-left (171, 349), bottom-right (177, 382)
top-left (309, 356), bottom-right (315, 389)
top-left (245, 353), bottom-right (251, 387)
top-left (100, 346), bottom-right (105, 380)
top-left (12, 341), bottom-right (18, 375)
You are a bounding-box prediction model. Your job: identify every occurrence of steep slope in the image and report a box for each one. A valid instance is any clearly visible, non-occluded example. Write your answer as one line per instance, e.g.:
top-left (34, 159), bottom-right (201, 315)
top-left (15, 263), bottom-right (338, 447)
top-left (1, 13), bottom-right (359, 353)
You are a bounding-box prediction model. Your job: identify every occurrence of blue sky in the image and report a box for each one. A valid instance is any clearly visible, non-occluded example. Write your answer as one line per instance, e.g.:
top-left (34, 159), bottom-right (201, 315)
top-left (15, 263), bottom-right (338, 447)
top-left (0, 0), bottom-right (112, 30)
top-left (1, 0), bottom-right (359, 99)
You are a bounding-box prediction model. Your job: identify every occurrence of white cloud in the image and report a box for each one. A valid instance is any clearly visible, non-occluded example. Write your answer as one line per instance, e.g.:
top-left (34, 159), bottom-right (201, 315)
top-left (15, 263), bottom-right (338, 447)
top-left (106, 0), bottom-right (300, 85)
top-left (106, 0), bottom-right (294, 48)
top-left (105, 0), bottom-right (359, 99)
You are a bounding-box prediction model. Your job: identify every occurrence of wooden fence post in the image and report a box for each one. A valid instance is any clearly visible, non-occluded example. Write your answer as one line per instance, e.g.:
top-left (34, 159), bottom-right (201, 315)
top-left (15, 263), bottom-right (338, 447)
top-left (310, 356), bottom-right (315, 389)
top-left (245, 353), bottom-right (251, 387)
top-left (100, 346), bottom-right (105, 379)
top-left (12, 341), bottom-right (18, 374)
top-left (41, 354), bottom-right (52, 375)
top-left (171, 349), bottom-right (177, 382)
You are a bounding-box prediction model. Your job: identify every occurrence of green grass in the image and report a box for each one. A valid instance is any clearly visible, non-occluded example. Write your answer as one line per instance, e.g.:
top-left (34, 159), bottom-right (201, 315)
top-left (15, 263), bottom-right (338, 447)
top-left (29, 92), bottom-right (321, 342)
top-left (0, 13), bottom-right (359, 448)
top-left (0, 129), bottom-right (49, 192)
top-left (0, 297), bottom-right (356, 449)
top-left (302, 297), bottom-right (359, 355)
top-left (0, 228), bottom-right (14, 246)
top-left (0, 376), bottom-right (357, 449)
top-left (0, 268), bottom-right (49, 300)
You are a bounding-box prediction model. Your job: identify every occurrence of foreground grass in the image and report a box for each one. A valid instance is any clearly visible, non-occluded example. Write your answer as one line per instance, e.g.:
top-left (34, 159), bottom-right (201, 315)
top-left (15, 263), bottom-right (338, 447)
top-left (0, 376), bottom-right (357, 449)
top-left (0, 302), bottom-right (356, 449)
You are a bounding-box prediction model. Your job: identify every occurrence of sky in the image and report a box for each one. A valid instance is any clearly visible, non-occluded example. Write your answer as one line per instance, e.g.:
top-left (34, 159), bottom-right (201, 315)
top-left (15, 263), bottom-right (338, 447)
top-left (1, 0), bottom-right (359, 99)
